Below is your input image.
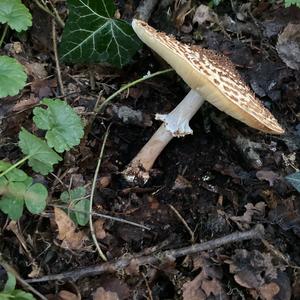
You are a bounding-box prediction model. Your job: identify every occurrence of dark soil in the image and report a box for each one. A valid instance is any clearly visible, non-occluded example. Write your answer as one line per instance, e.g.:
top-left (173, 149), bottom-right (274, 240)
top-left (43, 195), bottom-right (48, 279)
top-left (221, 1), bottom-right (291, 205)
top-left (1, 1), bottom-right (300, 299)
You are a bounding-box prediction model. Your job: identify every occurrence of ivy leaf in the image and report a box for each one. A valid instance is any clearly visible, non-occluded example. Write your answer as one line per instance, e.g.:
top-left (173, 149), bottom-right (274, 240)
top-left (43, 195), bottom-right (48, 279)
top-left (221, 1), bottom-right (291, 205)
top-left (60, 186), bottom-right (89, 226)
top-left (0, 0), bottom-right (32, 32)
top-left (33, 98), bottom-right (84, 153)
top-left (59, 0), bottom-right (141, 68)
top-left (285, 171), bottom-right (300, 192)
top-left (0, 56), bottom-right (27, 98)
top-left (18, 128), bottom-right (62, 175)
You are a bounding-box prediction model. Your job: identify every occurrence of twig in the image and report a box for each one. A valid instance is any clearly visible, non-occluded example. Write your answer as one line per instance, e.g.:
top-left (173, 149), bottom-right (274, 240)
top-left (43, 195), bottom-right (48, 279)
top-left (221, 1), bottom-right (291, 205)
top-left (0, 24), bottom-right (8, 48)
top-left (0, 256), bottom-right (47, 300)
top-left (142, 272), bottom-right (154, 300)
top-left (135, 0), bottom-right (160, 21)
top-left (52, 20), bottom-right (65, 96)
top-left (95, 69), bottom-right (173, 115)
top-left (52, 204), bottom-right (151, 231)
top-left (33, 0), bottom-right (64, 28)
top-left (26, 225), bottom-right (264, 283)
top-left (89, 124), bottom-right (112, 261)
top-left (168, 204), bottom-right (195, 243)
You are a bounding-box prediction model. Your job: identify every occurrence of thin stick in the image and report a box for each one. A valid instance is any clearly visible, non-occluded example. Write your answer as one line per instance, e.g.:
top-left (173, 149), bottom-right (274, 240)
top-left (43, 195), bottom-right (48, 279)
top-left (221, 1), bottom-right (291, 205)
top-left (52, 204), bottom-right (151, 231)
top-left (52, 20), bottom-right (65, 96)
top-left (0, 256), bottom-right (47, 300)
top-left (95, 69), bottom-right (173, 114)
top-left (26, 225), bottom-right (264, 283)
top-left (0, 155), bottom-right (31, 178)
top-left (168, 204), bottom-right (195, 243)
top-left (89, 124), bottom-right (112, 261)
top-left (33, 0), bottom-right (64, 27)
top-left (0, 24), bottom-right (8, 48)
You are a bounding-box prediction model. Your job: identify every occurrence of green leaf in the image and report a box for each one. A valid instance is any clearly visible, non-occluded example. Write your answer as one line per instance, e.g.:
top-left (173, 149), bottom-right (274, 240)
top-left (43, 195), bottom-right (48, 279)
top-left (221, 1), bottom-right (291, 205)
top-left (286, 171), bottom-right (300, 192)
top-left (10, 289), bottom-right (36, 300)
top-left (0, 161), bottom-right (48, 219)
top-left (0, 0), bottom-right (32, 32)
top-left (33, 98), bottom-right (84, 153)
top-left (59, 0), bottom-right (141, 68)
top-left (0, 56), bottom-right (27, 98)
top-left (3, 272), bottom-right (16, 293)
top-left (0, 181), bottom-right (26, 220)
top-left (0, 161), bottom-right (27, 182)
top-left (60, 186), bottom-right (89, 225)
top-left (19, 128), bottom-right (62, 175)
top-left (284, 0), bottom-right (300, 7)
top-left (24, 183), bottom-right (47, 214)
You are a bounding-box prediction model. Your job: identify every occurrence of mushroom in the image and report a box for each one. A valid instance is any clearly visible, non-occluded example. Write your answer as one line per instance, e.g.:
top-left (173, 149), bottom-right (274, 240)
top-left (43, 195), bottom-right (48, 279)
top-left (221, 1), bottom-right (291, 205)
top-left (124, 19), bottom-right (284, 183)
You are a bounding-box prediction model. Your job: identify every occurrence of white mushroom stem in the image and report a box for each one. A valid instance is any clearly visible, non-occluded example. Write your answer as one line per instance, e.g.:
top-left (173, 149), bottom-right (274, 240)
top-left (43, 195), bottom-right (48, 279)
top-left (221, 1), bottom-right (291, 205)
top-left (123, 89), bottom-right (205, 183)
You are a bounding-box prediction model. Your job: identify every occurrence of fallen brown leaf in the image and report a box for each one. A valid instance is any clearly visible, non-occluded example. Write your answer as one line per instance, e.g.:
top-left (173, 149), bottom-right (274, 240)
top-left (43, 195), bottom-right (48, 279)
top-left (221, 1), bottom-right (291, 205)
top-left (93, 287), bottom-right (119, 300)
top-left (54, 207), bottom-right (88, 250)
top-left (94, 219), bottom-right (106, 240)
top-left (57, 290), bottom-right (80, 300)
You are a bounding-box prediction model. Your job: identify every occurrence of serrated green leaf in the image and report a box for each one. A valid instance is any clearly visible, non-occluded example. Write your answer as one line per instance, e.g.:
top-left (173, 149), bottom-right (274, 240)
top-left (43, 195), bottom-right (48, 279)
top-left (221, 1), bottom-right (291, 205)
top-left (59, 0), bottom-right (141, 68)
top-left (0, 0), bottom-right (32, 32)
top-left (60, 186), bottom-right (89, 225)
top-left (18, 128), bottom-right (62, 175)
top-left (24, 183), bottom-right (47, 214)
top-left (0, 56), bottom-right (27, 98)
top-left (284, 0), bottom-right (300, 7)
top-left (286, 171), bottom-right (300, 192)
top-left (33, 98), bottom-right (84, 153)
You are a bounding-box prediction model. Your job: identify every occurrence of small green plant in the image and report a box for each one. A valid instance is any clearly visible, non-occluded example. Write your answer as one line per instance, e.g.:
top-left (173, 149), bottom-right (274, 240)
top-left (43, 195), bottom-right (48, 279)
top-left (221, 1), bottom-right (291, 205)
top-left (59, 0), bottom-right (141, 68)
top-left (60, 187), bottom-right (89, 226)
top-left (0, 0), bottom-right (32, 98)
top-left (0, 99), bottom-right (84, 220)
top-left (0, 161), bottom-right (47, 220)
top-left (0, 272), bottom-right (36, 300)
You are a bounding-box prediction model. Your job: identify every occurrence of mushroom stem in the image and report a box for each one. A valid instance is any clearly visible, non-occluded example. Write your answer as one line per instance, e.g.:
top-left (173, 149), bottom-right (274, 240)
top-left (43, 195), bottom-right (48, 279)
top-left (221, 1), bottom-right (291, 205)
top-left (123, 89), bottom-right (205, 183)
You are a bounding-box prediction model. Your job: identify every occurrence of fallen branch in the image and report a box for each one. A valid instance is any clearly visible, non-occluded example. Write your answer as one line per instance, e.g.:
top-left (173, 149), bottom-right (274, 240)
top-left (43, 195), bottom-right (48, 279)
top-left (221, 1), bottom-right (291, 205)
top-left (27, 224), bottom-right (264, 283)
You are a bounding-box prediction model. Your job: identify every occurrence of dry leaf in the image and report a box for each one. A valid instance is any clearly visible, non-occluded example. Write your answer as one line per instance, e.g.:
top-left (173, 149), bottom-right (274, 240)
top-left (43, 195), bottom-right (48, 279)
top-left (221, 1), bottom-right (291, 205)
top-left (193, 4), bottom-right (217, 26)
top-left (94, 219), bottom-right (106, 240)
top-left (256, 170), bottom-right (280, 186)
top-left (93, 287), bottom-right (119, 300)
top-left (57, 290), bottom-right (80, 300)
top-left (230, 202), bottom-right (266, 229)
top-left (182, 273), bottom-right (206, 300)
top-left (259, 282), bottom-right (280, 300)
top-left (54, 207), bottom-right (88, 250)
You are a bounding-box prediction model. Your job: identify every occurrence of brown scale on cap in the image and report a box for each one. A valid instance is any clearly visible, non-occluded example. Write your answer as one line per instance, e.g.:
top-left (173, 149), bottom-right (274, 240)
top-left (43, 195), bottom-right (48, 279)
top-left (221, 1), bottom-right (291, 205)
top-left (132, 19), bottom-right (284, 134)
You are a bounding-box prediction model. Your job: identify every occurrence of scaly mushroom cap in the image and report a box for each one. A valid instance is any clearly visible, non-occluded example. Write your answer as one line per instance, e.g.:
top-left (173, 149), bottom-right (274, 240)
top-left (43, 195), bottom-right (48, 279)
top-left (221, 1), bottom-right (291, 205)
top-left (132, 19), bottom-right (284, 134)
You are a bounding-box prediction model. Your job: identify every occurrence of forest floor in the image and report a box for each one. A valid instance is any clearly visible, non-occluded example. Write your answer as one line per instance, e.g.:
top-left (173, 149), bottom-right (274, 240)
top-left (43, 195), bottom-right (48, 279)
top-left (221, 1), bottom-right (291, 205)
top-left (1, 0), bottom-right (300, 299)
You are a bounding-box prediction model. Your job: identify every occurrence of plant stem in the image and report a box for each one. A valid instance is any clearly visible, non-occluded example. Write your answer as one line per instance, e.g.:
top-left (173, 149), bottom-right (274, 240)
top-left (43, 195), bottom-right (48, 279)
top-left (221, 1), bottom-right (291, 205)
top-left (89, 124), bottom-right (112, 261)
top-left (33, 0), bottom-right (64, 28)
top-left (95, 68), bottom-right (173, 114)
top-left (0, 24), bottom-right (9, 48)
top-left (0, 155), bottom-right (31, 178)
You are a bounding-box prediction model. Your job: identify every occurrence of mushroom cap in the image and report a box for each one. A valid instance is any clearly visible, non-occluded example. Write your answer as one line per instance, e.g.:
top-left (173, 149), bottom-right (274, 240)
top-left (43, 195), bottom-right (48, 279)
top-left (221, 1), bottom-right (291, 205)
top-left (132, 19), bottom-right (284, 134)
